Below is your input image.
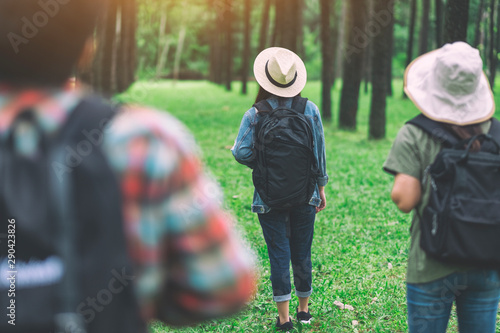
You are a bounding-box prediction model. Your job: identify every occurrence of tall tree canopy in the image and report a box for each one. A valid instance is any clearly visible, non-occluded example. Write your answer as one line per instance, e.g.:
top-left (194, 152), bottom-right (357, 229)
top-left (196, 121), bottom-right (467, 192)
top-left (82, 0), bottom-right (500, 138)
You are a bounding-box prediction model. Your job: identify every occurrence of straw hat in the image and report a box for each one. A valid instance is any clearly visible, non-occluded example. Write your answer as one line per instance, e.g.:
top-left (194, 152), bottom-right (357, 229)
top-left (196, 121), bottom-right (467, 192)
top-left (253, 47), bottom-right (307, 98)
top-left (404, 41), bottom-right (495, 125)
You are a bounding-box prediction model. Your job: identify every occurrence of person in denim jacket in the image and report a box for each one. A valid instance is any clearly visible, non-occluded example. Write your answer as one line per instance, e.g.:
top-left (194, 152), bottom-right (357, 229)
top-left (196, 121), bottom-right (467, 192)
top-left (232, 47), bottom-right (328, 331)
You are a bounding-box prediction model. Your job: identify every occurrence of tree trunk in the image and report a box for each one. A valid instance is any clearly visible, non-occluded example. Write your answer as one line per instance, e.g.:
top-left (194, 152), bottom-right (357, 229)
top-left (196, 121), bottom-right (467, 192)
top-left (369, 0), bottom-right (392, 140)
top-left (258, 0), bottom-right (272, 52)
top-left (224, 0), bottom-right (233, 91)
top-left (488, 0), bottom-right (497, 89)
top-left (473, 0), bottom-right (486, 48)
top-left (116, 3), bottom-right (127, 92)
top-left (320, 0), bottom-right (333, 121)
top-left (419, 0), bottom-right (431, 55)
top-left (116, 0), bottom-right (137, 93)
top-left (334, 0), bottom-right (347, 85)
top-left (79, 4), bottom-right (107, 89)
top-left (126, 0), bottom-right (137, 86)
top-left (272, 0), bottom-right (299, 52)
top-left (444, 0), bottom-right (470, 43)
top-left (100, 0), bottom-right (119, 97)
top-left (363, 43), bottom-right (372, 95)
top-left (495, 2), bottom-right (500, 92)
top-left (363, 0), bottom-right (373, 95)
top-left (286, 0), bottom-right (297, 51)
top-left (208, 0), bottom-right (223, 84)
top-left (403, 0), bottom-right (417, 98)
top-left (331, 0), bottom-right (340, 88)
top-left (407, 0), bottom-right (418, 62)
top-left (272, 0), bottom-right (284, 46)
top-left (156, 40), bottom-right (171, 79)
top-left (435, 0), bottom-right (444, 47)
top-left (241, 0), bottom-right (252, 94)
top-left (281, 0), bottom-right (297, 51)
top-left (484, 3), bottom-right (489, 60)
top-left (295, 0), bottom-right (305, 57)
top-left (156, 10), bottom-right (168, 78)
top-left (386, 4), bottom-right (395, 96)
top-left (173, 25), bottom-right (186, 82)
top-left (338, 0), bottom-right (367, 130)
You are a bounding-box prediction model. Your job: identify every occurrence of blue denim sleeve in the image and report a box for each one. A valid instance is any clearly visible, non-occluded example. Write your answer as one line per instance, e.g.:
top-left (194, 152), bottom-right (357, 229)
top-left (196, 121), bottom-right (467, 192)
top-left (231, 108), bottom-right (257, 169)
top-left (310, 102), bottom-right (328, 186)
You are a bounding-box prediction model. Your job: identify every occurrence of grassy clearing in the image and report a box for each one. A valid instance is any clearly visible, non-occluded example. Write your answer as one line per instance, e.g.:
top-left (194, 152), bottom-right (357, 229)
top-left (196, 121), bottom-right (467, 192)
top-left (118, 80), bottom-right (500, 332)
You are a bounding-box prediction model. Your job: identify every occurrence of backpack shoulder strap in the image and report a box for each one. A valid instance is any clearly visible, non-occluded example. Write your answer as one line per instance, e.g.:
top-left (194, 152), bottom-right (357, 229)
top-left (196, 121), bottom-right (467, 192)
top-left (51, 95), bottom-right (120, 331)
top-left (59, 96), bottom-right (119, 142)
top-left (479, 117), bottom-right (500, 152)
top-left (488, 118), bottom-right (500, 141)
top-left (253, 99), bottom-right (273, 113)
top-left (291, 96), bottom-right (308, 115)
top-left (406, 114), bottom-right (460, 147)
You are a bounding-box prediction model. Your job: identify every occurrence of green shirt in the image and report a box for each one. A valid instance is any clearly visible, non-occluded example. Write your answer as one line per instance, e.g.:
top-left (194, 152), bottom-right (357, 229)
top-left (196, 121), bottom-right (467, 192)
top-left (383, 121), bottom-right (491, 284)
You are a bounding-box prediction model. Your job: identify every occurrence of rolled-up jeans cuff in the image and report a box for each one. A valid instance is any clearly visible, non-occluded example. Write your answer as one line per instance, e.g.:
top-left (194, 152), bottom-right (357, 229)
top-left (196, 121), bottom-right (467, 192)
top-left (273, 293), bottom-right (292, 302)
top-left (296, 288), bottom-right (313, 298)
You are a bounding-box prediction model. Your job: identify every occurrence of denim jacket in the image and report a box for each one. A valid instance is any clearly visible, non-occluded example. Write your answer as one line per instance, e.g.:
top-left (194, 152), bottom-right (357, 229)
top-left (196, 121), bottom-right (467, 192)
top-left (232, 97), bottom-right (328, 214)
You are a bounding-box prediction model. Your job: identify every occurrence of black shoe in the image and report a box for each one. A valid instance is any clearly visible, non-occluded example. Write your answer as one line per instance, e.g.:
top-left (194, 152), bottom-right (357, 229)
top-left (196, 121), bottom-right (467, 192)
top-left (275, 316), bottom-right (293, 332)
top-left (296, 307), bottom-right (313, 324)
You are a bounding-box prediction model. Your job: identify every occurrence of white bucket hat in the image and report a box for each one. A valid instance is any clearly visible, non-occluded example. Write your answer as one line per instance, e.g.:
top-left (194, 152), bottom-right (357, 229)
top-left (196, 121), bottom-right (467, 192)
top-left (404, 41), bottom-right (495, 126)
top-left (253, 47), bottom-right (307, 98)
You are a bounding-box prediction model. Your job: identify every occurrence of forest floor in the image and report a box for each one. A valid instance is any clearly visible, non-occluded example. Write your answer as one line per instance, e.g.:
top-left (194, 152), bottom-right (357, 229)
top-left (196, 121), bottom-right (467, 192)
top-left (117, 80), bottom-right (500, 333)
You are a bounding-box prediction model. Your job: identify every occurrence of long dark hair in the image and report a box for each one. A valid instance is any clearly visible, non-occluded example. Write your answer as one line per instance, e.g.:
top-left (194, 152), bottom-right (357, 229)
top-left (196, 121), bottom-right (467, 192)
top-left (254, 85), bottom-right (301, 104)
top-left (255, 86), bottom-right (274, 104)
top-left (446, 123), bottom-right (484, 152)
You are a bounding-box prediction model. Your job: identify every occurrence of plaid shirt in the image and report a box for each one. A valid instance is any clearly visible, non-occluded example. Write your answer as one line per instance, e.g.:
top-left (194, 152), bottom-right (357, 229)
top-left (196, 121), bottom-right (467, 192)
top-left (0, 85), bottom-right (256, 325)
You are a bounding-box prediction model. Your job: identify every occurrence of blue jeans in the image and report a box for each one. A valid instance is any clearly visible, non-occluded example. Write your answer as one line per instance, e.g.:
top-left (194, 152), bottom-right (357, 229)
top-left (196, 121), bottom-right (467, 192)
top-left (407, 270), bottom-right (500, 333)
top-left (258, 204), bottom-right (316, 302)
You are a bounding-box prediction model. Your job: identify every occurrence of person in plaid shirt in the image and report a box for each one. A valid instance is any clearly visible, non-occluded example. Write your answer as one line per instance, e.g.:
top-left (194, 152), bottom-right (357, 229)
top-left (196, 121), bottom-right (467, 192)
top-left (0, 0), bottom-right (256, 330)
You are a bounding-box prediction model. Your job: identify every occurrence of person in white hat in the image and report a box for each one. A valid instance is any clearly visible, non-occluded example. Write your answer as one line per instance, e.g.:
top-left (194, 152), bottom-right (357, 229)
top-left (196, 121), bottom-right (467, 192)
top-left (384, 41), bottom-right (500, 332)
top-left (232, 47), bottom-right (328, 331)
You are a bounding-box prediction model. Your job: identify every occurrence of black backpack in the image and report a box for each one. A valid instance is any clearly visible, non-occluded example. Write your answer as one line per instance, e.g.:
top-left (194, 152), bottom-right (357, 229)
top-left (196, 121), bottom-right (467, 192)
top-left (252, 96), bottom-right (318, 209)
top-left (407, 114), bottom-right (500, 268)
top-left (0, 96), bottom-right (144, 332)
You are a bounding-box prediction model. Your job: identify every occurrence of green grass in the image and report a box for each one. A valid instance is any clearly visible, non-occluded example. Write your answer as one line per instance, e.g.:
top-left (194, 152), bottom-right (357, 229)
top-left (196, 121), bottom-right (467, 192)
top-left (117, 79), bottom-right (500, 332)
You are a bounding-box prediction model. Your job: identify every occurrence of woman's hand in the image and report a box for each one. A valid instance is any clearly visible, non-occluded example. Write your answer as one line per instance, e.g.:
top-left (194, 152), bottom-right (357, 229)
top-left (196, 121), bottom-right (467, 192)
top-left (316, 186), bottom-right (326, 213)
